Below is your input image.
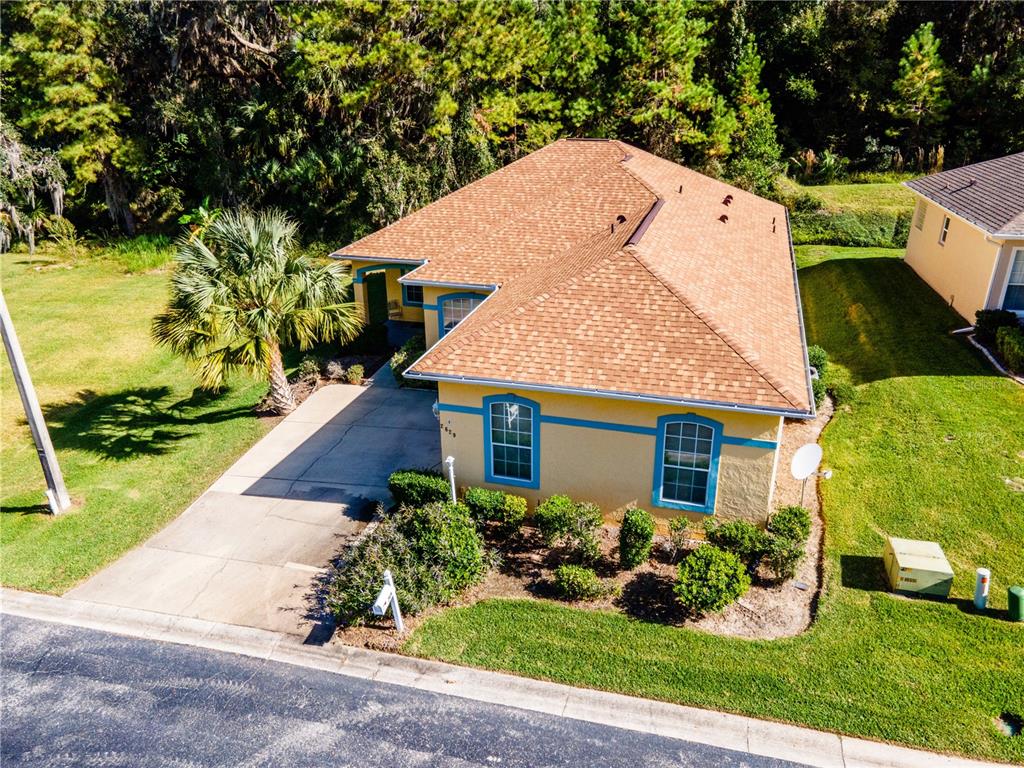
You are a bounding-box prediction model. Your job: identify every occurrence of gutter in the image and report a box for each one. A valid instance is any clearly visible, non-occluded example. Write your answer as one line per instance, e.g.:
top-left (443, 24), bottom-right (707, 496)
top-left (786, 207), bottom-right (818, 419)
top-left (397, 276), bottom-right (499, 291)
top-left (329, 252), bottom-right (425, 265)
top-left (403, 369), bottom-right (815, 420)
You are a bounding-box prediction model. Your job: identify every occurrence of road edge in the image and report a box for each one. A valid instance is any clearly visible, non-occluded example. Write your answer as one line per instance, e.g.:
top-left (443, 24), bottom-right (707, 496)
top-left (0, 588), bottom-right (1010, 768)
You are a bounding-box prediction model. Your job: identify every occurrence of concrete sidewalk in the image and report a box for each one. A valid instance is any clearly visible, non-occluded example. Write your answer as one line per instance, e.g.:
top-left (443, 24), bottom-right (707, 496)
top-left (67, 368), bottom-right (440, 635)
top-left (1, 589), bottom-right (1007, 768)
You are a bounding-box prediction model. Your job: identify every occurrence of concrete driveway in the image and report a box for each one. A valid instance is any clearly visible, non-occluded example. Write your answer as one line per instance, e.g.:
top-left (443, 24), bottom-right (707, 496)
top-left (67, 366), bottom-right (440, 636)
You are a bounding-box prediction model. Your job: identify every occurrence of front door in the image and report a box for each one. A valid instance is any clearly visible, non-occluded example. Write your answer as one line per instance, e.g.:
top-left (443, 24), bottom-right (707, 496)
top-left (364, 271), bottom-right (388, 326)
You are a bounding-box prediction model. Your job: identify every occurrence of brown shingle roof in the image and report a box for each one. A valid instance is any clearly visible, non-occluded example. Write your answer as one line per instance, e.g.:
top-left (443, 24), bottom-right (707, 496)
top-left (335, 139), bottom-right (813, 415)
top-left (904, 152), bottom-right (1024, 237)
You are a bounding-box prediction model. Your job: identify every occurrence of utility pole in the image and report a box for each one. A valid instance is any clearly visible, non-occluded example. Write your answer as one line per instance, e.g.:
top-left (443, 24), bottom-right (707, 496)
top-left (0, 289), bottom-right (71, 514)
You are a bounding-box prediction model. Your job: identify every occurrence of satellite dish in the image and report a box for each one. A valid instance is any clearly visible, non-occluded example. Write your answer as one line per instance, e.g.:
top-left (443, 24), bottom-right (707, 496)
top-left (791, 443), bottom-right (823, 481)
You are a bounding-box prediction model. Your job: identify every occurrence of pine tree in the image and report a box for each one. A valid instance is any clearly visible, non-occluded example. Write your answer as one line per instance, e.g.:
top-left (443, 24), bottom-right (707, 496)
top-left (889, 22), bottom-right (950, 154)
top-left (727, 36), bottom-right (782, 196)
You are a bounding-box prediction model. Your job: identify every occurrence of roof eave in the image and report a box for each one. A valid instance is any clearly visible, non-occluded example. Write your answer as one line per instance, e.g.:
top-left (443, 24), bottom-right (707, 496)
top-left (403, 369), bottom-right (815, 420)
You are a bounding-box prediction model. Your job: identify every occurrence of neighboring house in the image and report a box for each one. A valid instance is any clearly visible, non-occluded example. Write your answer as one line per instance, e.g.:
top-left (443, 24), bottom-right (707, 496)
top-left (333, 139), bottom-right (815, 525)
top-left (903, 152), bottom-right (1024, 322)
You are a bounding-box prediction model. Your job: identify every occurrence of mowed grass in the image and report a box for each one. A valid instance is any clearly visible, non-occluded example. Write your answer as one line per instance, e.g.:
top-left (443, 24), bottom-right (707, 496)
top-left (1, 245), bottom-right (269, 592)
top-left (779, 176), bottom-right (915, 215)
top-left (406, 247), bottom-right (1024, 762)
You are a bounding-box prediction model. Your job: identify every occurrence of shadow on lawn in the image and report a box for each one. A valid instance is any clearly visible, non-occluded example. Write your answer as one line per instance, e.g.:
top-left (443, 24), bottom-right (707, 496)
top-left (37, 386), bottom-right (251, 460)
top-left (798, 258), bottom-right (997, 385)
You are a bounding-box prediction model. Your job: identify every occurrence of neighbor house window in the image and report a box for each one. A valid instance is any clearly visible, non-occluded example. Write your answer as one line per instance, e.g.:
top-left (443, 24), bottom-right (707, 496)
top-left (652, 415), bottom-right (721, 513)
top-left (913, 201), bottom-right (926, 230)
top-left (939, 215), bottom-right (951, 245)
top-left (484, 395), bottom-right (539, 488)
top-left (403, 283), bottom-right (423, 306)
top-left (1004, 249), bottom-right (1024, 312)
top-left (440, 294), bottom-right (484, 336)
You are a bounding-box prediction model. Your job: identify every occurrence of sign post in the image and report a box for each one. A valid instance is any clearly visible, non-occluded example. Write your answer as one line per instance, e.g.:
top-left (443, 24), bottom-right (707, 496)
top-left (372, 569), bottom-right (404, 633)
top-left (444, 455), bottom-right (456, 503)
top-left (0, 289), bottom-right (71, 514)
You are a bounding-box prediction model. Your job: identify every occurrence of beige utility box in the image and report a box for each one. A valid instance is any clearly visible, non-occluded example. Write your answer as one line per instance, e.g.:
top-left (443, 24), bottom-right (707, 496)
top-left (883, 537), bottom-right (954, 598)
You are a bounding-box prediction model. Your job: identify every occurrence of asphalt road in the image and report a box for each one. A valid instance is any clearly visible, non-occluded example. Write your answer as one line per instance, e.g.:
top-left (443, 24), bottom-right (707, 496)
top-left (2, 614), bottom-right (806, 768)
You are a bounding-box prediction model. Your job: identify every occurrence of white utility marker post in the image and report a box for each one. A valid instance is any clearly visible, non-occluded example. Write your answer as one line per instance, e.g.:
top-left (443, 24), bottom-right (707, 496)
top-left (372, 569), bottom-right (404, 633)
top-left (444, 455), bottom-right (456, 503)
top-left (0, 289), bottom-right (71, 514)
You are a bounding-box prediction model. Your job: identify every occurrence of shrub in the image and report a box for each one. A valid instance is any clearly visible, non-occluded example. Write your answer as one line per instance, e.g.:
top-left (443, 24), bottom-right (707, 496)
top-left (554, 565), bottom-right (608, 601)
top-left (704, 519), bottom-right (769, 571)
top-left (464, 487), bottom-right (505, 522)
top-left (674, 545), bottom-right (750, 615)
top-left (297, 355), bottom-right (321, 382)
top-left (997, 325), bottom-right (1024, 373)
top-left (763, 535), bottom-right (805, 581)
top-left (327, 514), bottom-right (443, 625)
top-left (769, 505), bottom-right (811, 543)
top-left (667, 516), bottom-right (693, 560)
top-left (388, 469), bottom-right (450, 508)
top-left (391, 334), bottom-right (426, 386)
top-left (975, 309), bottom-right (1019, 345)
top-left (497, 493), bottom-right (527, 537)
top-left (806, 344), bottom-right (828, 376)
top-left (823, 364), bottom-right (857, 406)
top-left (534, 494), bottom-right (602, 563)
top-left (811, 376), bottom-right (826, 407)
top-left (399, 501), bottom-right (485, 597)
top-left (346, 364), bottom-right (364, 384)
top-left (618, 506), bottom-right (655, 569)
top-left (790, 209), bottom-right (910, 248)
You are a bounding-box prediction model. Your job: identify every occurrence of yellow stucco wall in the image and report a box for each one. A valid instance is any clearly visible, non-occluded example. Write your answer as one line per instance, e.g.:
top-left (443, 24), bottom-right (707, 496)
top-left (903, 198), bottom-right (1001, 321)
top-left (987, 241), bottom-right (1024, 310)
top-left (437, 382), bottom-right (783, 526)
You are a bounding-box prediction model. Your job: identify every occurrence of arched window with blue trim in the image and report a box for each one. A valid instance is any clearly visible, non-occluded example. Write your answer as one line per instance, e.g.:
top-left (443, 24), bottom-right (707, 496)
top-left (438, 292), bottom-right (485, 337)
top-left (652, 414), bottom-right (722, 514)
top-left (483, 394), bottom-right (540, 489)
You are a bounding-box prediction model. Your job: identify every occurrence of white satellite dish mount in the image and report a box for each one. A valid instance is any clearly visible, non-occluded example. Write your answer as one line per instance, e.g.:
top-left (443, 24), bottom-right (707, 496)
top-left (790, 443), bottom-right (831, 506)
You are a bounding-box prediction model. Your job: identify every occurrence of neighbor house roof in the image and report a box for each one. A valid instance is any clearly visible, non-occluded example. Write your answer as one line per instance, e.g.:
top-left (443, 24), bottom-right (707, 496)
top-left (334, 139), bottom-right (814, 416)
top-left (904, 152), bottom-right (1024, 237)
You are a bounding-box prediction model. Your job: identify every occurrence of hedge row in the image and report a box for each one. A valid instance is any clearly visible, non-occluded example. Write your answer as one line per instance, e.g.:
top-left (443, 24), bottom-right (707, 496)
top-left (790, 209), bottom-right (911, 248)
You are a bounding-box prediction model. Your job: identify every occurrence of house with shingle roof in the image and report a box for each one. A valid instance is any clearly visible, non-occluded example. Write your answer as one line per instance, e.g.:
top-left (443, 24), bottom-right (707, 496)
top-left (333, 139), bottom-right (815, 525)
top-left (903, 152), bottom-right (1024, 321)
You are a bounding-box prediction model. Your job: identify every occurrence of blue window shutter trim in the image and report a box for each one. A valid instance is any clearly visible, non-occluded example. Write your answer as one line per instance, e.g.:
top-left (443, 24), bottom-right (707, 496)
top-left (650, 413), bottom-right (723, 515)
top-left (482, 394), bottom-right (541, 489)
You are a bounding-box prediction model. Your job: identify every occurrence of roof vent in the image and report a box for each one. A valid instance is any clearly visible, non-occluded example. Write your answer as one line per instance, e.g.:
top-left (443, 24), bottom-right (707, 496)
top-left (723, 194), bottom-right (734, 206)
top-left (616, 214), bottom-right (627, 224)
top-left (719, 214), bottom-right (729, 223)
top-left (772, 216), bottom-right (776, 233)
top-left (678, 185), bottom-right (683, 194)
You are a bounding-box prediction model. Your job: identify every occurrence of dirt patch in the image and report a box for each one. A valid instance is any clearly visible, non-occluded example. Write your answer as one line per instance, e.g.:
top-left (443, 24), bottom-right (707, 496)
top-left (334, 397), bottom-right (835, 647)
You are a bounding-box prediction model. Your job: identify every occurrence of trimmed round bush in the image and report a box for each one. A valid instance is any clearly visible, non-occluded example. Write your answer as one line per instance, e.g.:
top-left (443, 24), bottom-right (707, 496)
top-left (535, 495), bottom-right (602, 562)
top-left (554, 565), bottom-right (606, 601)
top-left (497, 493), bottom-right (527, 537)
top-left (618, 506), bottom-right (655, 569)
top-left (388, 469), bottom-right (449, 508)
top-left (464, 487), bottom-right (504, 522)
top-left (806, 344), bottom-right (828, 376)
top-left (769, 505), bottom-right (811, 543)
top-left (764, 535), bottom-right (805, 581)
top-left (674, 545), bottom-right (750, 615)
top-left (703, 519), bottom-right (769, 570)
top-left (345, 364), bottom-right (364, 384)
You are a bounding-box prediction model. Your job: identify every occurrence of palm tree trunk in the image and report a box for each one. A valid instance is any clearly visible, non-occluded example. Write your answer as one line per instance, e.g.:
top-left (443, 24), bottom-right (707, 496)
top-left (267, 340), bottom-right (296, 414)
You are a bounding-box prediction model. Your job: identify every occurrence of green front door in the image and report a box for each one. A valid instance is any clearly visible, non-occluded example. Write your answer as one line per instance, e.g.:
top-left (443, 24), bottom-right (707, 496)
top-left (364, 271), bottom-right (388, 326)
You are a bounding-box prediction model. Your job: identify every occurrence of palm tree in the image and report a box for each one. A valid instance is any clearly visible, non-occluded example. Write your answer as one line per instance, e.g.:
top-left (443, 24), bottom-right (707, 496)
top-left (153, 208), bottom-right (361, 414)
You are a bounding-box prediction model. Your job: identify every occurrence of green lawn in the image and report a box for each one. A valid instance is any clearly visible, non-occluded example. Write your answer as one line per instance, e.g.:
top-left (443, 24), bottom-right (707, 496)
top-left (779, 176), bottom-right (915, 215)
top-left (405, 246), bottom-right (1024, 762)
top-left (1, 245), bottom-right (270, 592)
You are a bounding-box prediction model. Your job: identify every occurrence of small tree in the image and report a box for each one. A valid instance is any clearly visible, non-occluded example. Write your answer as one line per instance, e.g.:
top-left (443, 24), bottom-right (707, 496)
top-left (153, 209), bottom-right (361, 414)
top-left (889, 23), bottom-right (949, 155)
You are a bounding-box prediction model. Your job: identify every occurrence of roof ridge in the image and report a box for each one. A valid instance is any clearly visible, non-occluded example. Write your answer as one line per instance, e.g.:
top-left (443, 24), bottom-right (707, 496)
top-left (626, 248), bottom-right (806, 410)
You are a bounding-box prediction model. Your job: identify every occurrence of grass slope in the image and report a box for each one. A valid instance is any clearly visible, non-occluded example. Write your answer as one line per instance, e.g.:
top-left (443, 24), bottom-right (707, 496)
top-left (1, 246), bottom-right (269, 592)
top-left (406, 247), bottom-right (1024, 762)
top-left (779, 176), bottom-right (915, 215)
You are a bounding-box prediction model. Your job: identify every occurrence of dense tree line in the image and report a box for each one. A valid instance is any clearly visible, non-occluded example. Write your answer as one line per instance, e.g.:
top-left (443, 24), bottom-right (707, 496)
top-left (2, 0), bottom-right (1021, 244)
